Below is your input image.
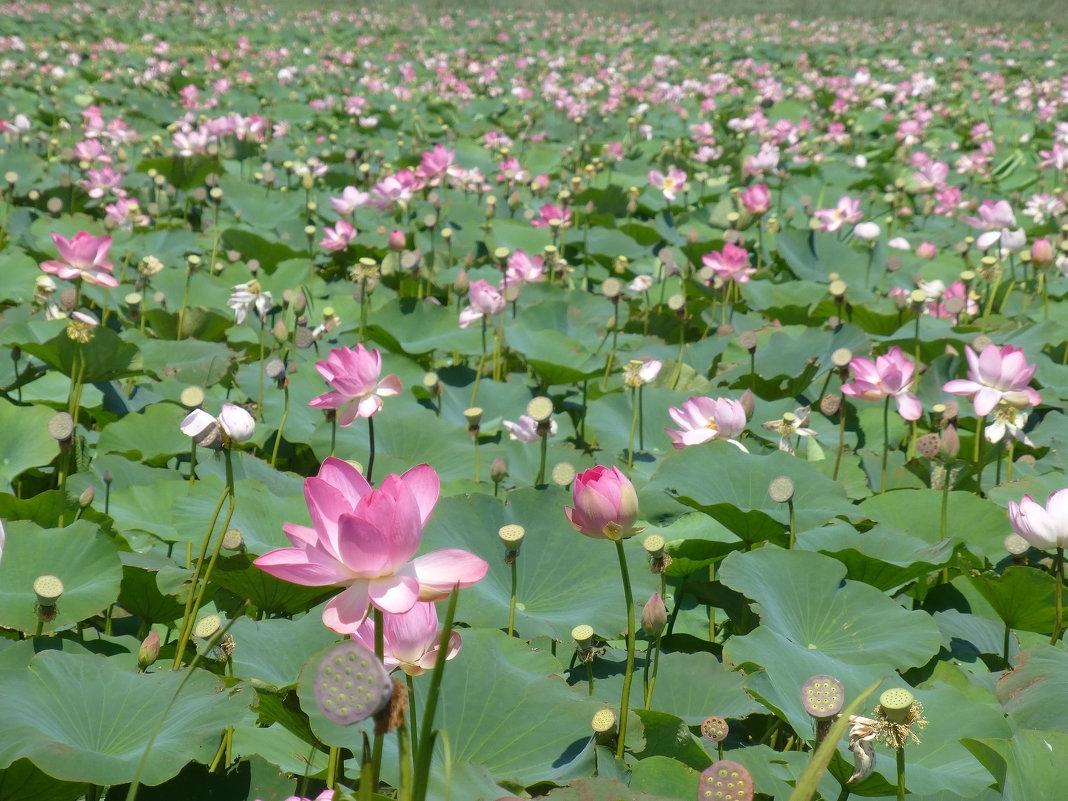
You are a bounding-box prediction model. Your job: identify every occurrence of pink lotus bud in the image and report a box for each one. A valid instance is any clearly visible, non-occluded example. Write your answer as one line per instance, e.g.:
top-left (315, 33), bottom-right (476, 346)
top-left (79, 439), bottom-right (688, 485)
top-left (1031, 238), bottom-right (1054, 269)
top-left (388, 229), bottom-right (406, 252)
top-left (642, 593), bottom-right (667, 638)
top-left (139, 630), bottom-right (161, 669)
top-left (940, 424), bottom-right (960, 459)
top-left (565, 465), bottom-right (641, 541)
top-left (916, 241), bottom-right (937, 259)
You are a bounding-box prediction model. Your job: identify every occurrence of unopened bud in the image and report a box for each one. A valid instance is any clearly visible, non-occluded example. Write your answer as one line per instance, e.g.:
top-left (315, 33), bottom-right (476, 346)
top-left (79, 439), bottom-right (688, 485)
top-left (78, 486), bottom-right (95, 508)
top-left (491, 456), bottom-right (507, 483)
top-left (739, 388), bottom-right (755, 420)
top-left (641, 592), bottom-right (667, 638)
top-left (940, 424), bottom-right (960, 459)
top-left (138, 630), bottom-right (161, 669)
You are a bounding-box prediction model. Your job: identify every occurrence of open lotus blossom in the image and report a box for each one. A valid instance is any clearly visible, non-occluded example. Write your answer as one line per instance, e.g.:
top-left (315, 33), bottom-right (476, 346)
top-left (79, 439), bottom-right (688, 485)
top-left (813, 195), bottom-right (863, 232)
top-left (985, 403), bottom-right (1034, 447)
top-left (942, 343), bottom-right (1041, 416)
top-left (566, 465), bottom-right (643, 541)
top-left (351, 601), bottom-right (461, 676)
top-left (962, 198), bottom-right (1016, 230)
top-left (181, 402), bottom-right (256, 448)
top-left (506, 249), bottom-right (545, 284)
top-left (40, 231), bottom-right (119, 288)
top-left (702, 242), bottom-right (756, 284)
top-left (320, 219), bottom-right (356, 252)
top-left (666, 396), bottom-right (748, 451)
top-left (529, 203), bottom-right (571, 228)
top-left (308, 344), bottom-right (402, 426)
top-left (330, 186), bottom-right (370, 215)
top-left (1008, 489), bottom-right (1068, 550)
top-left (458, 279), bottom-right (506, 329)
top-left (502, 414), bottom-right (557, 443)
top-left (840, 347), bottom-right (923, 421)
top-left (623, 358), bottom-right (661, 388)
top-left (254, 458), bottom-right (488, 633)
top-left (648, 166), bottom-right (687, 202)
top-left (227, 281), bottom-right (273, 325)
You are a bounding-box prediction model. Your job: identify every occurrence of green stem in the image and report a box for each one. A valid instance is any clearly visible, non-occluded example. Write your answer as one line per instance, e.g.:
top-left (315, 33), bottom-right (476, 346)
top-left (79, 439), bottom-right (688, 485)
top-left (397, 710), bottom-right (413, 801)
top-left (406, 673), bottom-right (418, 761)
top-left (536, 431), bottom-right (548, 486)
top-left (172, 449), bottom-right (236, 669)
top-left (270, 380), bottom-right (290, 469)
top-left (257, 318), bottom-right (266, 422)
top-left (833, 404), bottom-right (846, 482)
top-left (787, 499), bottom-right (796, 549)
top-left (896, 746), bottom-right (906, 801)
top-left (881, 396), bottom-right (890, 493)
top-left (638, 385), bottom-right (646, 451)
top-left (627, 386), bottom-right (638, 470)
top-left (372, 608), bottom-right (385, 786)
top-left (507, 558), bottom-right (518, 638)
top-left (975, 418), bottom-right (986, 496)
top-left (367, 414), bottom-right (376, 484)
top-left (940, 473), bottom-right (949, 540)
top-left (613, 539), bottom-right (636, 759)
top-left (413, 587), bottom-right (460, 801)
top-left (1051, 547), bottom-right (1063, 646)
top-left (1003, 622), bottom-right (1012, 670)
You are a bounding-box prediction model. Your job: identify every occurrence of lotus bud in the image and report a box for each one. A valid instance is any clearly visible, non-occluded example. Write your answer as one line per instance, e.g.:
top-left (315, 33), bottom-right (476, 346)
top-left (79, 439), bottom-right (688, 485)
top-left (641, 592), bottom-right (667, 638)
top-left (138, 630), bottom-right (161, 670)
top-left (491, 456), bottom-right (507, 484)
top-left (940, 424), bottom-right (960, 459)
top-left (739, 388), bottom-right (755, 420)
top-left (1031, 238), bottom-right (1054, 269)
top-left (388, 229), bottom-right (406, 252)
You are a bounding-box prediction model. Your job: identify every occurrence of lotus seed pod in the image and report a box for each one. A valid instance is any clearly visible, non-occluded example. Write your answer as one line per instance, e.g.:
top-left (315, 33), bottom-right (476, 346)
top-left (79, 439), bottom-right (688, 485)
top-left (193, 614), bottom-right (221, 640)
top-left (315, 640), bottom-right (392, 725)
top-left (1005, 533), bottom-right (1030, 555)
top-left (551, 461), bottom-right (576, 487)
top-left (643, 534), bottom-right (666, 559)
top-left (701, 715), bottom-right (729, 742)
top-left (526, 396), bottom-right (554, 423)
top-left (499, 524), bottom-right (525, 552)
top-left (737, 330), bottom-right (758, 353)
top-left (601, 277), bottom-right (622, 299)
top-left (878, 688), bottom-right (915, 723)
top-left (222, 528), bottom-right (245, 551)
top-left (33, 574), bottom-right (64, 605)
top-left (915, 433), bottom-right (941, 459)
top-left (820, 393), bottom-right (841, 416)
top-left (832, 347), bottom-right (853, 369)
top-left (591, 708), bottom-right (617, 735)
top-left (698, 760), bottom-right (754, 801)
top-left (768, 476), bottom-right (795, 504)
top-left (463, 407), bottom-right (483, 428)
top-left (572, 624), bottom-right (595, 648)
top-left (180, 386), bottom-right (206, 409)
top-left (801, 674), bottom-right (845, 720)
top-left (48, 412), bottom-right (75, 445)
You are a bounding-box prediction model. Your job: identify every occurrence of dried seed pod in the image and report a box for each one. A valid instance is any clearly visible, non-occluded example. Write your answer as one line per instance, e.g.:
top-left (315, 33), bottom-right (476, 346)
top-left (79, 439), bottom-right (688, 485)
top-left (698, 760), bottom-right (754, 801)
top-left (801, 674), bottom-right (845, 720)
top-left (314, 640), bottom-right (392, 726)
top-left (701, 715), bottom-right (729, 743)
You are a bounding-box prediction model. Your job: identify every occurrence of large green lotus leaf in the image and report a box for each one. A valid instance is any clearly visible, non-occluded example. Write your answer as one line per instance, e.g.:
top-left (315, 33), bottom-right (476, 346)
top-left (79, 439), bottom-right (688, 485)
top-left (117, 553), bottom-right (187, 624)
top-left (641, 444), bottom-right (859, 540)
top-left (484, 217), bottom-right (556, 256)
top-left (211, 552), bottom-right (335, 617)
top-left (0, 649), bottom-right (252, 785)
top-left (630, 709), bottom-right (710, 769)
top-left (627, 756), bottom-right (700, 798)
top-left (142, 307), bottom-right (234, 342)
top-left (933, 609), bottom-right (1017, 666)
top-left (995, 644), bottom-right (1068, 732)
top-left (720, 548), bottom-right (941, 668)
top-left (583, 226), bottom-right (650, 261)
top-left (16, 324), bottom-right (142, 382)
top-left (230, 724), bottom-right (329, 778)
top-left (137, 154), bottom-right (222, 190)
top-left (96, 402), bottom-right (191, 464)
top-left (799, 520), bottom-right (955, 592)
top-left (230, 609), bottom-right (340, 691)
top-left (362, 297), bottom-right (482, 356)
top-left (127, 335), bottom-right (235, 386)
top-left (0, 759), bottom-right (87, 801)
top-left (0, 400), bottom-right (62, 491)
top-left (504, 324), bottom-right (603, 385)
top-left (423, 488), bottom-right (658, 640)
top-left (963, 729), bottom-right (1068, 799)
top-left (857, 489), bottom-right (1009, 561)
top-left (0, 251), bottom-right (44, 306)
top-left (0, 520), bottom-right (121, 634)
top-left (968, 567), bottom-right (1057, 635)
top-left (108, 474), bottom-right (306, 554)
top-left (221, 228), bottom-right (304, 272)
top-left (537, 777), bottom-right (681, 801)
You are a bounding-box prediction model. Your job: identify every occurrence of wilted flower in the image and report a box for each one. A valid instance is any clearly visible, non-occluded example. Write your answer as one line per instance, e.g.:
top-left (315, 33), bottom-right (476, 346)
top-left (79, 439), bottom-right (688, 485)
top-left (623, 358), bottom-right (662, 388)
top-left (985, 403), bottom-right (1033, 446)
top-left (761, 407), bottom-right (818, 454)
top-left (40, 231), bottom-right (118, 288)
top-left (648, 166), bottom-right (687, 202)
top-left (942, 343), bottom-right (1041, 416)
top-left (308, 344), bottom-right (402, 426)
top-left (181, 402), bottom-right (256, 448)
top-left (227, 280), bottom-right (273, 325)
top-left (502, 414), bottom-right (557, 442)
top-left (666, 397), bottom-right (748, 451)
top-left (352, 601), bottom-right (461, 676)
top-left (254, 458), bottom-right (488, 634)
top-left (565, 465), bottom-right (642, 541)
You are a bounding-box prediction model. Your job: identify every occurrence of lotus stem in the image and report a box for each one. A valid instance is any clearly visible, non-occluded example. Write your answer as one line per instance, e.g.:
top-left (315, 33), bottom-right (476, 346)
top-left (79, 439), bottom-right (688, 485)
top-left (270, 377), bottom-right (290, 469)
top-left (613, 539), bottom-right (636, 759)
top-left (627, 387), bottom-right (638, 470)
top-left (895, 746), bottom-right (906, 801)
top-left (507, 558), bottom-right (518, 638)
top-left (413, 586), bottom-right (460, 801)
top-left (367, 415), bottom-right (376, 484)
top-left (880, 396), bottom-right (890, 493)
top-left (1052, 546), bottom-right (1064, 646)
top-left (371, 607), bottom-right (385, 786)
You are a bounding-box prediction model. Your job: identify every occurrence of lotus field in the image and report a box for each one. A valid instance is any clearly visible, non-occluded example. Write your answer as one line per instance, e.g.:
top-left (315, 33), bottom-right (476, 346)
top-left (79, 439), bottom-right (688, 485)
top-left (2, 2), bottom-right (1068, 799)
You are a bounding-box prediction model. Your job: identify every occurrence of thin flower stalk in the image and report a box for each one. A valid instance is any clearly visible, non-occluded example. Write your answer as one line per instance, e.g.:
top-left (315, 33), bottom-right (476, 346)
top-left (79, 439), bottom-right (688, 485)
top-left (614, 539), bottom-right (636, 759)
top-left (412, 587), bottom-right (459, 801)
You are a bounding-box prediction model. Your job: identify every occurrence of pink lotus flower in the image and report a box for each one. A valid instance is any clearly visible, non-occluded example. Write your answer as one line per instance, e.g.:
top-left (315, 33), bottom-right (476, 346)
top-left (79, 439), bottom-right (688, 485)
top-left (665, 396), bottom-right (748, 450)
top-left (529, 203), bottom-right (571, 228)
top-left (1008, 490), bottom-right (1068, 550)
top-left (320, 220), bottom-right (356, 252)
top-left (942, 344), bottom-right (1041, 416)
top-left (962, 198), bottom-right (1016, 230)
top-left (506, 249), bottom-right (545, 284)
top-left (502, 415), bottom-right (557, 443)
top-left (648, 166), bottom-right (687, 202)
top-left (813, 196), bottom-right (863, 233)
top-left (458, 279), bottom-right (505, 329)
top-left (840, 347), bottom-right (922, 421)
top-left (255, 458), bottom-right (488, 634)
top-left (740, 183), bottom-right (771, 215)
top-left (702, 242), bottom-right (755, 284)
top-left (308, 345), bottom-right (402, 426)
top-left (40, 231), bottom-right (118, 288)
top-left (565, 465), bottom-right (642, 541)
top-left (330, 186), bottom-right (370, 215)
top-left (352, 601), bottom-right (461, 675)
top-left (416, 144), bottom-right (454, 184)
